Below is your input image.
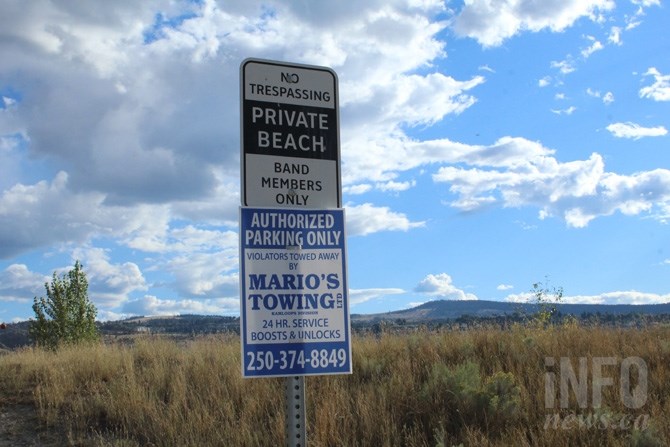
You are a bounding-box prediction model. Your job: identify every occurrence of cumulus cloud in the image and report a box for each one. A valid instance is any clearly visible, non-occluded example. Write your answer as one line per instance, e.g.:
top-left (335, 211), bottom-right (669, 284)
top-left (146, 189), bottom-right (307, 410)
top-left (414, 273), bottom-right (477, 300)
top-left (346, 202), bottom-right (425, 236)
top-left (0, 0), bottom-right (469, 262)
top-left (452, 0), bottom-right (615, 47)
top-left (430, 137), bottom-right (670, 228)
top-left (71, 247), bottom-right (148, 308)
top-left (1, 0), bottom-right (668, 318)
top-left (0, 256), bottom-right (148, 313)
top-left (0, 173), bottom-right (111, 258)
top-left (0, 171), bottom-right (178, 259)
top-left (163, 251), bottom-right (239, 298)
top-left (0, 264), bottom-right (48, 302)
top-left (606, 122), bottom-right (668, 139)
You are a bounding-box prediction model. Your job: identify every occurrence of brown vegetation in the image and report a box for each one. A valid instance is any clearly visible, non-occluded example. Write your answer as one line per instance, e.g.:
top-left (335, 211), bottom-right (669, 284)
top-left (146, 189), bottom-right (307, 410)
top-left (0, 325), bottom-right (668, 446)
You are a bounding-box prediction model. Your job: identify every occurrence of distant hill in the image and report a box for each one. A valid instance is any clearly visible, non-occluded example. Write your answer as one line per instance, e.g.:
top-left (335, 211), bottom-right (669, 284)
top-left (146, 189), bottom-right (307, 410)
top-left (2, 301), bottom-right (670, 349)
top-left (351, 299), bottom-right (670, 323)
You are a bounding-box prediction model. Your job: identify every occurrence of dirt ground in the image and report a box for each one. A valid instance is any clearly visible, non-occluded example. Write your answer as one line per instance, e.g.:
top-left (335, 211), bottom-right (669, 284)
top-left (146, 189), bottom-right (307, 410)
top-left (0, 403), bottom-right (64, 447)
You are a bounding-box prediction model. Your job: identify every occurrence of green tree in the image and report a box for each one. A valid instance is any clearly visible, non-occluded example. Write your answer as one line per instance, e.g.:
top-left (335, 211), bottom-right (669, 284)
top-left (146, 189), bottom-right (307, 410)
top-left (29, 261), bottom-right (99, 349)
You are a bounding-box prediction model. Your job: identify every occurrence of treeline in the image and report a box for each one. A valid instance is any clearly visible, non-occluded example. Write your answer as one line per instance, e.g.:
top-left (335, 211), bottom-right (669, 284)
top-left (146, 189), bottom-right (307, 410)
top-left (352, 311), bottom-right (670, 334)
top-left (99, 315), bottom-right (241, 336)
top-left (3, 311), bottom-right (670, 350)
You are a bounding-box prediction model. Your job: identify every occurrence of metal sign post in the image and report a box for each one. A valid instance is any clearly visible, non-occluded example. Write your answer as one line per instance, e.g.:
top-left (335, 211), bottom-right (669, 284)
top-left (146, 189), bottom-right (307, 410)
top-left (239, 58), bottom-right (348, 447)
top-left (285, 376), bottom-right (307, 446)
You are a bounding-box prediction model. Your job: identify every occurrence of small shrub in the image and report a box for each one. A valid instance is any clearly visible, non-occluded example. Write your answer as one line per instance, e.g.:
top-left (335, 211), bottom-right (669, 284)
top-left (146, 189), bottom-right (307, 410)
top-left (421, 361), bottom-right (521, 438)
top-left (482, 371), bottom-right (521, 427)
top-left (630, 426), bottom-right (665, 447)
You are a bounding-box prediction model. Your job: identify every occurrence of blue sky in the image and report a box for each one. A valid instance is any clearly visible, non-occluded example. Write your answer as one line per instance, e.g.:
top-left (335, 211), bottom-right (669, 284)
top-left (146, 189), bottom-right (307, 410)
top-left (1, 0), bottom-right (669, 323)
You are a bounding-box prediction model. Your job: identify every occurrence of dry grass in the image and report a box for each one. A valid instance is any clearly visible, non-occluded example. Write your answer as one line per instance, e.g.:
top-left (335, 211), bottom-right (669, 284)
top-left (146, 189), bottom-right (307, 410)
top-left (1, 325), bottom-right (668, 446)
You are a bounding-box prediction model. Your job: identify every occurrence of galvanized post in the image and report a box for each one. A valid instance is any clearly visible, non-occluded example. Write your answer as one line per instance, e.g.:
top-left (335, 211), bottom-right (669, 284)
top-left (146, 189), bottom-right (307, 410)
top-left (285, 375), bottom-right (307, 447)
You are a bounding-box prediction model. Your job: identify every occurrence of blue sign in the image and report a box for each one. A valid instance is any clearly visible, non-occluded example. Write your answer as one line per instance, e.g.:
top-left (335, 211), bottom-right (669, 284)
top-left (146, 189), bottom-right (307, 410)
top-left (240, 207), bottom-right (351, 377)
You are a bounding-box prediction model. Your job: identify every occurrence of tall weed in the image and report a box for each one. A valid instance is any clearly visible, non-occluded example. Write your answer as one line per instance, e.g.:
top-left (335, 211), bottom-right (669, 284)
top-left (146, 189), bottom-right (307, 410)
top-left (1, 326), bottom-right (668, 446)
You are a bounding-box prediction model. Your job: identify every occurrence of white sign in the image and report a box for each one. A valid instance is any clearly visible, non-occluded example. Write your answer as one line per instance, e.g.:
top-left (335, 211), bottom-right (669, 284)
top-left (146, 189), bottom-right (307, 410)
top-left (240, 58), bottom-right (341, 208)
top-left (240, 207), bottom-right (351, 377)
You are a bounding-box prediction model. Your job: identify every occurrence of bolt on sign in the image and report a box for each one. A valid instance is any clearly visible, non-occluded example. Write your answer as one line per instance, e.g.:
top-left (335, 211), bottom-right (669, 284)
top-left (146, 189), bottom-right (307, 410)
top-left (240, 58), bottom-right (341, 209)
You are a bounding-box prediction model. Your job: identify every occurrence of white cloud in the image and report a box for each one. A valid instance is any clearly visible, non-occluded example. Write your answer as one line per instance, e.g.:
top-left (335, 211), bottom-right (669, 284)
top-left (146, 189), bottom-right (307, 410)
top-left (497, 284), bottom-right (514, 291)
top-left (602, 91), bottom-right (614, 104)
top-left (608, 26), bottom-right (622, 45)
top-left (430, 137), bottom-right (670, 228)
top-left (632, 0), bottom-right (661, 7)
top-left (587, 89), bottom-right (614, 104)
top-left (0, 0), bottom-right (667, 316)
top-left (0, 173), bottom-right (110, 257)
top-left (551, 59), bottom-right (576, 75)
top-left (122, 295), bottom-right (238, 317)
top-left (504, 292), bottom-right (536, 303)
top-left (71, 247), bottom-right (148, 308)
top-left (343, 184), bottom-right (373, 195)
top-left (376, 179), bottom-right (416, 192)
top-left (129, 224), bottom-right (238, 255)
top-left (346, 203), bottom-right (425, 236)
top-left (0, 172), bottom-right (182, 258)
top-left (551, 106), bottom-right (577, 115)
top-left (506, 290), bottom-right (670, 305)
top-left (538, 76), bottom-right (552, 87)
top-left (0, 0), bottom-right (472, 260)
top-left (581, 36), bottom-right (603, 58)
top-left (606, 122), bottom-right (668, 139)
top-left (625, 19), bottom-right (641, 31)
top-left (350, 288), bottom-right (405, 306)
top-left (640, 67), bottom-right (670, 101)
top-left (164, 251), bottom-right (239, 298)
top-left (452, 0), bottom-right (615, 47)
top-left (341, 73), bottom-right (484, 184)
top-left (2, 96), bottom-right (17, 108)
top-left (0, 264), bottom-right (48, 302)
top-left (414, 273), bottom-right (477, 300)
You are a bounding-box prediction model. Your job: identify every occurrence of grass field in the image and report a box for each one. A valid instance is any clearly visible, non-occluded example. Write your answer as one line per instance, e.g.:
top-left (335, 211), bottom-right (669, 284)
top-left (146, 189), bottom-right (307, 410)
top-left (1, 325), bottom-right (668, 446)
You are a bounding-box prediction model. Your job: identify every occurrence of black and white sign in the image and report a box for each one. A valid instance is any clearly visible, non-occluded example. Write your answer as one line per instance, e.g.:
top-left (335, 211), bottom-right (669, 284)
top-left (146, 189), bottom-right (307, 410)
top-left (240, 58), bottom-right (341, 208)
top-left (240, 207), bottom-right (351, 377)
